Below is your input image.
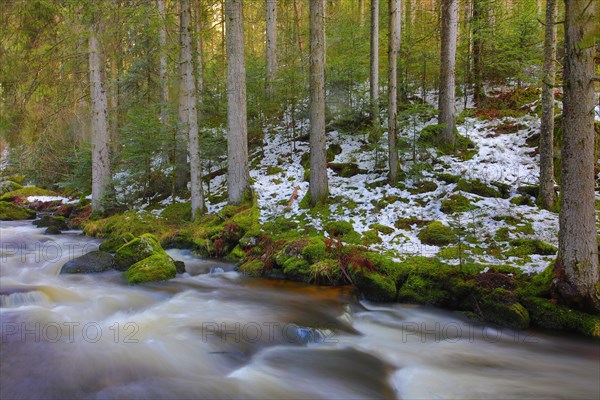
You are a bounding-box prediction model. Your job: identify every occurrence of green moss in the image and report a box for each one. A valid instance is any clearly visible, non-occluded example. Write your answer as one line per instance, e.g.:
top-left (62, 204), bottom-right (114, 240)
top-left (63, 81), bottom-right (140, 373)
top-left (507, 238), bottom-right (557, 257)
top-left (455, 179), bottom-right (502, 198)
top-left (0, 202), bottom-right (36, 220)
top-left (282, 257), bottom-right (311, 281)
top-left (324, 220), bottom-right (354, 236)
top-left (418, 221), bottom-right (457, 246)
top-left (395, 217), bottom-right (430, 230)
top-left (352, 271), bottom-right (397, 302)
top-left (369, 223), bottom-right (395, 235)
top-left (510, 195), bottom-right (535, 207)
top-left (238, 259), bottom-right (265, 277)
top-left (114, 233), bottom-right (167, 271)
top-left (522, 297), bottom-right (600, 338)
top-left (160, 202), bottom-right (192, 222)
top-left (362, 229), bottom-right (382, 245)
top-left (409, 181), bottom-right (438, 194)
top-left (266, 166), bottom-right (283, 175)
top-left (99, 232), bottom-right (136, 253)
top-left (329, 162), bottom-right (366, 178)
top-left (310, 259), bottom-right (342, 284)
top-left (0, 180), bottom-right (23, 195)
top-left (0, 186), bottom-right (58, 202)
top-left (494, 227), bottom-right (511, 242)
top-left (84, 210), bottom-right (171, 240)
top-left (438, 246), bottom-right (461, 259)
top-left (301, 237), bottom-right (328, 263)
top-left (441, 194), bottom-right (474, 213)
top-left (437, 173), bottom-right (461, 184)
top-left (124, 254), bottom-right (176, 284)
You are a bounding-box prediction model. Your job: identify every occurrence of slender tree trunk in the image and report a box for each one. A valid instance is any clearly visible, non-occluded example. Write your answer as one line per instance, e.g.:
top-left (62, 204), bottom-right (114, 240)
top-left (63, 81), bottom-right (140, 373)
top-left (309, 0), bottom-right (328, 205)
top-left (555, 0), bottom-right (599, 313)
top-left (195, 0), bottom-right (204, 96)
top-left (265, 0), bottom-right (277, 98)
top-left (174, 0), bottom-right (191, 193)
top-left (472, 0), bottom-right (485, 106)
top-left (225, 0), bottom-right (250, 204)
top-left (179, 0), bottom-right (204, 218)
top-left (387, 0), bottom-right (400, 184)
top-left (539, 0), bottom-right (558, 210)
top-left (89, 13), bottom-right (111, 212)
top-left (370, 0), bottom-right (379, 125)
top-left (438, 0), bottom-right (458, 148)
top-left (158, 0), bottom-right (169, 125)
top-left (293, 0), bottom-right (303, 51)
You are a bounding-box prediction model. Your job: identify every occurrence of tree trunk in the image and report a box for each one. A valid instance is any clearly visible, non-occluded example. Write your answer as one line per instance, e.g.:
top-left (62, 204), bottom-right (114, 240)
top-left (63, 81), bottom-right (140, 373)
top-left (472, 0), bottom-right (485, 106)
top-left (555, 0), bottom-right (599, 313)
top-left (438, 0), bottom-right (458, 148)
top-left (538, 0), bottom-right (557, 210)
top-left (195, 0), bottom-right (204, 96)
top-left (370, 0), bottom-right (379, 125)
top-left (265, 0), bottom-right (277, 98)
top-left (309, 0), bottom-right (328, 205)
top-left (158, 0), bottom-right (169, 125)
top-left (293, 0), bottom-right (303, 52)
top-left (225, 0), bottom-right (250, 205)
top-left (89, 13), bottom-right (111, 212)
top-left (179, 0), bottom-right (204, 218)
top-left (174, 0), bottom-right (191, 194)
top-left (387, 0), bottom-right (400, 184)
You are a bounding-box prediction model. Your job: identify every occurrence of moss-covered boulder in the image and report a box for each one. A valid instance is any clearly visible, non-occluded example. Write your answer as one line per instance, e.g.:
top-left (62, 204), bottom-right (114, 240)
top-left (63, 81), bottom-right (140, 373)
top-left (441, 194), bottom-right (474, 213)
top-left (124, 254), bottom-right (176, 284)
top-left (352, 271), bottom-right (397, 302)
top-left (238, 259), bottom-right (266, 277)
top-left (0, 202), bottom-right (36, 220)
top-left (0, 186), bottom-right (57, 202)
top-left (522, 297), bottom-right (600, 337)
top-left (0, 180), bottom-right (23, 195)
top-left (455, 179), bottom-right (502, 198)
top-left (114, 234), bottom-right (167, 271)
top-left (99, 232), bottom-right (136, 253)
top-left (417, 221), bottom-right (457, 246)
top-left (160, 202), bottom-right (191, 222)
top-left (33, 215), bottom-right (68, 230)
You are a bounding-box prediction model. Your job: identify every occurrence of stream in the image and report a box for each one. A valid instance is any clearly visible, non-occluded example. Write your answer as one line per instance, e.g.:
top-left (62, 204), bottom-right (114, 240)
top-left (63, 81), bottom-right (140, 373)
top-left (1, 221), bottom-right (599, 399)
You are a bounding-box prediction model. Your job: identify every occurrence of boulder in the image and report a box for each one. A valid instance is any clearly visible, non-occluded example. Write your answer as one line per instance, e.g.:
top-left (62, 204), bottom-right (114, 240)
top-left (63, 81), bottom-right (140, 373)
top-left (99, 232), bottom-right (136, 253)
top-left (44, 226), bottom-right (62, 235)
top-left (124, 254), bottom-right (176, 284)
top-left (0, 202), bottom-right (36, 220)
top-left (174, 260), bottom-right (186, 274)
top-left (114, 233), bottom-right (167, 271)
top-left (60, 251), bottom-right (115, 274)
top-left (33, 215), bottom-right (68, 230)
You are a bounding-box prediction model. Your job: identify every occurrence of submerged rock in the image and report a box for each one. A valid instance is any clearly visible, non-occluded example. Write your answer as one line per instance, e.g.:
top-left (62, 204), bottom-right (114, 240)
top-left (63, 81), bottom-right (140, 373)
top-left (124, 254), bottom-right (176, 284)
top-left (60, 251), bottom-right (115, 274)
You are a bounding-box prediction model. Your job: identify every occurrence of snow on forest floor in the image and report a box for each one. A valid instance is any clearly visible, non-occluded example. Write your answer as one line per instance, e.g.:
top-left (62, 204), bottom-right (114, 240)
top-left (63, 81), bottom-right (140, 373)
top-left (246, 112), bottom-right (574, 274)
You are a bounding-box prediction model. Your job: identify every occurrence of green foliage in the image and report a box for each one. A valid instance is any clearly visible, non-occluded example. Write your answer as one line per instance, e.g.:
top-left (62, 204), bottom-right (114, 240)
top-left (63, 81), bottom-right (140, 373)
top-left (369, 223), bottom-right (395, 235)
top-left (417, 221), bottom-right (457, 246)
top-left (124, 254), bottom-right (176, 284)
top-left (0, 186), bottom-right (57, 201)
top-left (507, 239), bottom-right (557, 257)
top-left (0, 181), bottom-right (23, 195)
top-left (441, 194), bottom-right (474, 214)
top-left (160, 202), bottom-right (192, 223)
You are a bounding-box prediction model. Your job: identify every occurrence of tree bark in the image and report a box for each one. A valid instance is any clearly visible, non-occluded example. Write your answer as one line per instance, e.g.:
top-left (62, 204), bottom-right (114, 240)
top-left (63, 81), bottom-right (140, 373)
top-left (387, 0), bottom-right (400, 184)
top-left (309, 0), bottom-right (328, 205)
top-left (472, 0), bottom-right (485, 106)
top-left (370, 0), bottom-right (379, 125)
top-left (538, 0), bottom-right (557, 210)
top-left (194, 0), bottom-right (204, 96)
top-left (225, 0), bottom-right (250, 204)
top-left (265, 0), bottom-right (277, 98)
top-left (555, 0), bottom-right (599, 313)
top-left (438, 0), bottom-right (458, 148)
top-left (89, 12), bottom-right (111, 212)
top-left (158, 0), bottom-right (169, 125)
top-left (174, 0), bottom-right (191, 193)
top-left (179, 0), bottom-right (204, 218)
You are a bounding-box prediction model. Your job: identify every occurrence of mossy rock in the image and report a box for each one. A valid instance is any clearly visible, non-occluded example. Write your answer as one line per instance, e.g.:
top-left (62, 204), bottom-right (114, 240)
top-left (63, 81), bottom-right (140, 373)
top-left (395, 217), bottom-right (431, 230)
top-left (409, 181), bottom-right (438, 194)
top-left (238, 259), bottom-right (266, 277)
top-left (441, 194), bottom-right (474, 213)
top-left (507, 239), bottom-right (557, 257)
top-left (99, 232), bottom-right (136, 253)
top-left (491, 181), bottom-right (511, 199)
top-left (362, 229), bottom-right (382, 245)
top-left (418, 221), bottom-right (457, 246)
top-left (352, 271), bottom-right (397, 302)
top-left (517, 185), bottom-right (539, 198)
top-left (478, 289), bottom-right (530, 330)
top-left (114, 233), bottom-right (167, 271)
top-left (0, 202), bottom-right (36, 220)
top-left (328, 162), bottom-right (367, 178)
top-left (282, 258), bottom-right (312, 282)
top-left (522, 297), bottom-right (600, 338)
top-left (262, 216), bottom-right (298, 235)
top-left (0, 180), bottom-right (23, 195)
top-left (0, 186), bottom-right (57, 202)
top-left (510, 195), bottom-right (535, 207)
top-left (324, 220), bottom-right (354, 236)
top-left (455, 179), bottom-right (502, 198)
top-left (301, 237), bottom-right (328, 263)
top-left (44, 226), bottom-right (62, 235)
top-left (310, 259), bottom-right (342, 285)
top-left (124, 254), bottom-right (176, 284)
top-left (160, 202), bottom-right (192, 223)
top-left (33, 215), bottom-right (68, 230)
top-left (369, 223), bottom-right (395, 235)
top-left (437, 173), bottom-right (461, 184)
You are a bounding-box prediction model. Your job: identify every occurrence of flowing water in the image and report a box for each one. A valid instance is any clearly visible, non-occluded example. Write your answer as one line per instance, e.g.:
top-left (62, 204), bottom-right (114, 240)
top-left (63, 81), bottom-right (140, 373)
top-left (1, 221), bottom-right (598, 399)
